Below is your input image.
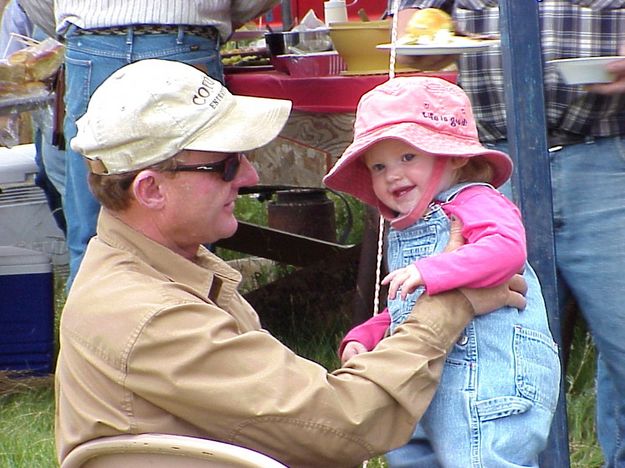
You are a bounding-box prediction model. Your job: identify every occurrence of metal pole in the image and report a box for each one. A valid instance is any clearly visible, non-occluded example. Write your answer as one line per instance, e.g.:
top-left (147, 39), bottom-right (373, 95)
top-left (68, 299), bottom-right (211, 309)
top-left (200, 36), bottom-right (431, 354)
top-left (281, 0), bottom-right (294, 31)
top-left (499, 1), bottom-right (570, 466)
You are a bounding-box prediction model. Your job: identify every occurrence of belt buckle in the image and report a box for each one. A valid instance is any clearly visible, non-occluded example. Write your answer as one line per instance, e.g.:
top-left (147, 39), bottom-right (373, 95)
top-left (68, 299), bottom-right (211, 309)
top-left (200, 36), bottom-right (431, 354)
top-left (548, 144), bottom-right (563, 153)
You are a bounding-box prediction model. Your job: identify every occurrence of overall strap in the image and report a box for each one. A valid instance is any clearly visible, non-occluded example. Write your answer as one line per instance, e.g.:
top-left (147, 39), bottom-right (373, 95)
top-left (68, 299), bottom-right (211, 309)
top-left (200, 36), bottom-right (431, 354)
top-left (436, 182), bottom-right (496, 204)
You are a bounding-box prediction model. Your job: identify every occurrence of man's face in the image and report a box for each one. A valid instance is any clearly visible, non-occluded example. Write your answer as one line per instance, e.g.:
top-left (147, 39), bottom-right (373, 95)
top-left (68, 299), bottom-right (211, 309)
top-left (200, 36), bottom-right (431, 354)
top-left (162, 149), bottom-right (259, 253)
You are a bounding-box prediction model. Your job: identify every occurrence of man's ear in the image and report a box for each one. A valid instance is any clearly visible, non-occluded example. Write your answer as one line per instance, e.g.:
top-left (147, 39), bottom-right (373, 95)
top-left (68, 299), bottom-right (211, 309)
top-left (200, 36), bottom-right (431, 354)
top-left (132, 170), bottom-right (166, 209)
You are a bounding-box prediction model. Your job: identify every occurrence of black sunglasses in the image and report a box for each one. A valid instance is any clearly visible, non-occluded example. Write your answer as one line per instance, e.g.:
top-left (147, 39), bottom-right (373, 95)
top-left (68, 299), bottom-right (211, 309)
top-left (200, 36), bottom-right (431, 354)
top-left (166, 153), bottom-right (241, 182)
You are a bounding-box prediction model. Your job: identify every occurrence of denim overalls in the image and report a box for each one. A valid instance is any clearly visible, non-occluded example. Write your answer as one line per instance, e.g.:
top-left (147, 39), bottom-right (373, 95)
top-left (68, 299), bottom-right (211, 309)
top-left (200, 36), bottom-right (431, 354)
top-left (385, 183), bottom-right (561, 468)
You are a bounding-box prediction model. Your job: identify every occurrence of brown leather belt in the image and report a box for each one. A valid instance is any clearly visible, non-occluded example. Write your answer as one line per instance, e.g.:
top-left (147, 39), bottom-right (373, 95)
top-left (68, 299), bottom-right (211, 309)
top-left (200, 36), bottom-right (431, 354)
top-left (74, 24), bottom-right (218, 41)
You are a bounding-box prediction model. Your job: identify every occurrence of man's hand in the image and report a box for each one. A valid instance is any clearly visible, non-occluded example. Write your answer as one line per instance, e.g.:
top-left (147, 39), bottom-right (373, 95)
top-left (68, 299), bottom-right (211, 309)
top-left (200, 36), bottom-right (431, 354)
top-left (443, 215), bottom-right (527, 314)
top-left (460, 274), bottom-right (527, 316)
top-left (444, 215), bottom-right (464, 252)
top-left (586, 45), bottom-right (625, 95)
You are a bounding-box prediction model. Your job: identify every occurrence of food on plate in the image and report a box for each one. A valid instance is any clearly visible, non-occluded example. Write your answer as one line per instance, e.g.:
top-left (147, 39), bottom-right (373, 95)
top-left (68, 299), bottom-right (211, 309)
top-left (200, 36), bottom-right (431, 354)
top-left (221, 35), bottom-right (270, 68)
top-left (221, 54), bottom-right (270, 67)
top-left (399, 8), bottom-right (454, 45)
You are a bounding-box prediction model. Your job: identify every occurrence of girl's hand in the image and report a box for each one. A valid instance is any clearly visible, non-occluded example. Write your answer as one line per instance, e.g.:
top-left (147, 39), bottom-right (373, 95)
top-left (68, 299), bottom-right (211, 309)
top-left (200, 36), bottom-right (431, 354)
top-left (382, 264), bottom-right (423, 300)
top-left (341, 341), bottom-right (368, 364)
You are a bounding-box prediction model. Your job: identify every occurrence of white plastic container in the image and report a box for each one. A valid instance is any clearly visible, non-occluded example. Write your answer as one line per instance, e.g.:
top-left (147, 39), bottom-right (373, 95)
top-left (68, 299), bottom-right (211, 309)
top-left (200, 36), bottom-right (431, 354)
top-left (548, 56), bottom-right (624, 85)
top-left (0, 144), bottom-right (67, 265)
top-left (324, 0), bottom-right (348, 26)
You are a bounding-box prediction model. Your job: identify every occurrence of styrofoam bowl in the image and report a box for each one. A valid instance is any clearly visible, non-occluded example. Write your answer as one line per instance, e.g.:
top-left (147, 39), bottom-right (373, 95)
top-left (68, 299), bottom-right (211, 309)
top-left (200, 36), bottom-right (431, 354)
top-left (548, 56), bottom-right (625, 85)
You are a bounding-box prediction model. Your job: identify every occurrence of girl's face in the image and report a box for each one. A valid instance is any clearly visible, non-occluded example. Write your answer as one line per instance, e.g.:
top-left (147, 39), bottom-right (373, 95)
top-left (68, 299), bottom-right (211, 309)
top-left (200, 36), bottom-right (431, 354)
top-left (363, 139), bottom-right (462, 215)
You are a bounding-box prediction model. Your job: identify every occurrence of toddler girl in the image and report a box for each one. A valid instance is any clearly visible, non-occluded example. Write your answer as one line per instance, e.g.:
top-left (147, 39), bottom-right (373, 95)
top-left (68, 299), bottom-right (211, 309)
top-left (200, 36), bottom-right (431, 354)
top-left (323, 77), bottom-right (561, 467)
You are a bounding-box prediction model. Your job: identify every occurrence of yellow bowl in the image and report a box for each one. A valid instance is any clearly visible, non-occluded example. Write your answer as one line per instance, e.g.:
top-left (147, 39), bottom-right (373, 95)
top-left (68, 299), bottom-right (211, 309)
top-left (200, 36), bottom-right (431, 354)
top-left (329, 20), bottom-right (413, 74)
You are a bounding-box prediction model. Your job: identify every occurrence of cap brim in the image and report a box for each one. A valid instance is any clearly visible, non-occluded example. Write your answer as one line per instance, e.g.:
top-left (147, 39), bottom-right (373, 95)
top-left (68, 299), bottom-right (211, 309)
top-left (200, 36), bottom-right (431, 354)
top-left (324, 122), bottom-right (512, 206)
top-left (185, 95), bottom-right (292, 153)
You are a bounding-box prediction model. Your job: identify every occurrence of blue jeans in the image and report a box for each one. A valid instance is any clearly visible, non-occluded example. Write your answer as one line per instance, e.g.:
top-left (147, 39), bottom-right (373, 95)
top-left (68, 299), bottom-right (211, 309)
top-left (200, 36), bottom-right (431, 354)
top-left (30, 27), bottom-right (66, 233)
top-left (492, 136), bottom-right (625, 467)
top-left (62, 25), bottom-right (223, 288)
top-left (31, 102), bottom-right (66, 199)
top-left (33, 128), bottom-right (66, 235)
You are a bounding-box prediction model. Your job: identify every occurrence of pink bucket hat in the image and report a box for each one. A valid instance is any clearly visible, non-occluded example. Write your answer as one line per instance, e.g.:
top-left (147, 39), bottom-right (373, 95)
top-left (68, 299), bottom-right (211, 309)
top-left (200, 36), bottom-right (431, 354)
top-left (323, 77), bottom-right (512, 211)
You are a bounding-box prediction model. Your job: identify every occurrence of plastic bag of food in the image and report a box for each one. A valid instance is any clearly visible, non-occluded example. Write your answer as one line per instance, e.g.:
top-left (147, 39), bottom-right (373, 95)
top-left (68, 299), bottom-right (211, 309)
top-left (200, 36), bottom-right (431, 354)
top-left (0, 111), bottom-right (23, 147)
top-left (7, 37), bottom-right (64, 82)
top-left (0, 59), bottom-right (26, 84)
top-left (0, 80), bottom-right (48, 98)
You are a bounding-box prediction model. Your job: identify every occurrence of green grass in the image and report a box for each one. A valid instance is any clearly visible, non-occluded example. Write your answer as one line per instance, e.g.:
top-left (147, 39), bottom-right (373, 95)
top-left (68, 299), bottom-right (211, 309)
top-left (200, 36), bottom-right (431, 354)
top-left (566, 320), bottom-right (604, 468)
top-left (0, 382), bottom-right (55, 467)
top-left (0, 195), bottom-right (604, 467)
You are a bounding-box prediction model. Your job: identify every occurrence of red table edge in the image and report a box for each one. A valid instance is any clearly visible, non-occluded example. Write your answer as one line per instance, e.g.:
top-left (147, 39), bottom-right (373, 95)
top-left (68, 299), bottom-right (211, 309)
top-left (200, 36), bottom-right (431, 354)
top-left (225, 70), bottom-right (458, 113)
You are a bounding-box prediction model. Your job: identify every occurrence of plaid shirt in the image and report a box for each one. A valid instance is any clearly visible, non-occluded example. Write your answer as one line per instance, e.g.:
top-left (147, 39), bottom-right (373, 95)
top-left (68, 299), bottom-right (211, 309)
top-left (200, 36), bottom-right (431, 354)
top-left (397, 0), bottom-right (625, 142)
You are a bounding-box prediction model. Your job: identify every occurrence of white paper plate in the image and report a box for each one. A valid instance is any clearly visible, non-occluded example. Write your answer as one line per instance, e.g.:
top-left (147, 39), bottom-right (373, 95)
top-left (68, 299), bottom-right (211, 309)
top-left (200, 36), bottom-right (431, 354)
top-left (377, 39), bottom-right (499, 56)
top-left (547, 56), bottom-right (624, 85)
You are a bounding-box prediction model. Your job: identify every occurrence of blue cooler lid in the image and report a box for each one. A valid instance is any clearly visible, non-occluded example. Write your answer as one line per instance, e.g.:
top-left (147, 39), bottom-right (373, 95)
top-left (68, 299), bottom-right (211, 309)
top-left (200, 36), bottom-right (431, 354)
top-left (0, 246), bottom-right (52, 275)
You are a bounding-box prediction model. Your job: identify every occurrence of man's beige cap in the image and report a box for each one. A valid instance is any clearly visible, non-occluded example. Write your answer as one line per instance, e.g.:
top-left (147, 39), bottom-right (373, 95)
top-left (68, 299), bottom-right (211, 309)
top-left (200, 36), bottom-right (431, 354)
top-left (72, 59), bottom-right (292, 175)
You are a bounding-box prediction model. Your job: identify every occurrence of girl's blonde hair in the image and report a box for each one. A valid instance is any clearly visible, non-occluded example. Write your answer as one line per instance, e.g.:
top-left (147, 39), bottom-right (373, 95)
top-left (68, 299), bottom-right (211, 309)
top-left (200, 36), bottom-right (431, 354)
top-left (454, 157), bottom-right (496, 185)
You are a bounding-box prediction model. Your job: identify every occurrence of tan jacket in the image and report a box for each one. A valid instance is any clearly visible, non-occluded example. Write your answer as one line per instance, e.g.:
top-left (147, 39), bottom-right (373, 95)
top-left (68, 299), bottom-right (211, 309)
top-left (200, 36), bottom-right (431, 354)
top-left (55, 209), bottom-right (474, 468)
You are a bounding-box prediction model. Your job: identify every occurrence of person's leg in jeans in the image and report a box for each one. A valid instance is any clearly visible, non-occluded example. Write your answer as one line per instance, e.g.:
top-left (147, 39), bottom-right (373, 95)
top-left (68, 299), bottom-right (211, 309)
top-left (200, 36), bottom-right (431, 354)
top-left (33, 128), bottom-right (66, 234)
top-left (30, 78), bottom-right (67, 235)
top-left (549, 136), bottom-right (625, 467)
top-left (495, 136), bottom-right (625, 466)
top-left (62, 26), bottom-right (223, 288)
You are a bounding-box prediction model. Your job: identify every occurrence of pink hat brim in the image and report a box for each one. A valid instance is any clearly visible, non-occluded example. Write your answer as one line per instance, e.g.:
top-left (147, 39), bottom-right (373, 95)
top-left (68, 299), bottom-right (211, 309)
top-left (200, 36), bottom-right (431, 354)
top-left (323, 122), bottom-right (513, 207)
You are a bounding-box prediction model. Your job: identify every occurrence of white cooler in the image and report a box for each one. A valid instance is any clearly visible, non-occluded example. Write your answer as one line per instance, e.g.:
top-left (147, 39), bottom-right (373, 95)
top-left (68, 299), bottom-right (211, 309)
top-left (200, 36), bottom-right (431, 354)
top-left (0, 144), bottom-right (67, 265)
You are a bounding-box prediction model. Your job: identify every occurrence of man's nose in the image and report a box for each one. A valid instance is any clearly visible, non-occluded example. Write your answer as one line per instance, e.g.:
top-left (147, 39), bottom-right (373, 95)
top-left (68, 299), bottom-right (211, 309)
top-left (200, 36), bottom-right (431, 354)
top-left (234, 155), bottom-right (260, 187)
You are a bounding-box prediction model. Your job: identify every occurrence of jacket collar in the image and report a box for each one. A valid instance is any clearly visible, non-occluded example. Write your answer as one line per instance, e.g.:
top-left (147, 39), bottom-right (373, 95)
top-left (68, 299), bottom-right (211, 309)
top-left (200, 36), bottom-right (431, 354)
top-left (96, 209), bottom-right (243, 306)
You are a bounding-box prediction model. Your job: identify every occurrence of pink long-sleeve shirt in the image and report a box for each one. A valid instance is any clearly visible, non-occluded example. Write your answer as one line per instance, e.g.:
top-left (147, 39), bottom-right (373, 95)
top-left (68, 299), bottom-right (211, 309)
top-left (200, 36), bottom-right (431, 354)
top-left (340, 186), bottom-right (526, 356)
